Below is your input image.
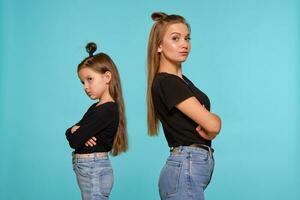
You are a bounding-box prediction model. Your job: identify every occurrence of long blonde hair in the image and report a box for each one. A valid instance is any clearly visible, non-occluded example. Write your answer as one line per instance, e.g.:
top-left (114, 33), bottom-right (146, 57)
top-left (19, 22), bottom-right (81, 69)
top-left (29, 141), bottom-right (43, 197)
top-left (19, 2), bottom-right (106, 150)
top-left (147, 12), bottom-right (190, 136)
top-left (78, 42), bottom-right (128, 156)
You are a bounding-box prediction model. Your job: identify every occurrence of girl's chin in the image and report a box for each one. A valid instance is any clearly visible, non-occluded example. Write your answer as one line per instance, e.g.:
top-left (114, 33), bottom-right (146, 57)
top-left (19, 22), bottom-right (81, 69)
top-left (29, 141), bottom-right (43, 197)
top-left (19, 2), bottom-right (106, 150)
top-left (88, 95), bottom-right (97, 100)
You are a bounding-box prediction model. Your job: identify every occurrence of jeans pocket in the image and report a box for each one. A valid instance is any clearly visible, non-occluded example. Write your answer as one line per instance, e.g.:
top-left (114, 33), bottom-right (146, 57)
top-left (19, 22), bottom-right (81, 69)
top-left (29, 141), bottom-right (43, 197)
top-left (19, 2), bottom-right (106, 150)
top-left (99, 167), bottom-right (114, 197)
top-left (159, 160), bottom-right (182, 199)
top-left (74, 161), bottom-right (90, 177)
top-left (192, 149), bottom-right (209, 163)
top-left (191, 156), bottom-right (214, 190)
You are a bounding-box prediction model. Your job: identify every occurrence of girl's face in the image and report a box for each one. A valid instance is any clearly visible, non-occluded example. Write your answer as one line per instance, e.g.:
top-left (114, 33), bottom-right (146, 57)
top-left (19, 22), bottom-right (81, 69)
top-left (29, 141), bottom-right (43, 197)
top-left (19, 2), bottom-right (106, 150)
top-left (158, 23), bottom-right (191, 64)
top-left (78, 68), bottom-right (110, 100)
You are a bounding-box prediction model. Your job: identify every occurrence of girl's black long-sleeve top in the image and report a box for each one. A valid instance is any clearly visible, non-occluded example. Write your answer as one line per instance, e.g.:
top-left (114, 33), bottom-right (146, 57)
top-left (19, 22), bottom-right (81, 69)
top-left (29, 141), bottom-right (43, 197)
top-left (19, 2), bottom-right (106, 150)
top-left (65, 102), bottom-right (119, 154)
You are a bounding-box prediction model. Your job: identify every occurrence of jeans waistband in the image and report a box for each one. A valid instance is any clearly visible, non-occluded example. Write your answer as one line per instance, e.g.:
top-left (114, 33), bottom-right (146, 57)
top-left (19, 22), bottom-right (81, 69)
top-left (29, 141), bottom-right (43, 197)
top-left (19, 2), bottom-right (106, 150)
top-left (72, 152), bottom-right (108, 159)
top-left (170, 144), bottom-right (214, 157)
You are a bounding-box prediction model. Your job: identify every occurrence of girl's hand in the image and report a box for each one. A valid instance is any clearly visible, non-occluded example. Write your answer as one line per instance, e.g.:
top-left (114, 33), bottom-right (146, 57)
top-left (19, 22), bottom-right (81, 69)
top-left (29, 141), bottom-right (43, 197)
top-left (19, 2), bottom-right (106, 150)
top-left (85, 137), bottom-right (97, 147)
top-left (71, 125), bottom-right (80, 134)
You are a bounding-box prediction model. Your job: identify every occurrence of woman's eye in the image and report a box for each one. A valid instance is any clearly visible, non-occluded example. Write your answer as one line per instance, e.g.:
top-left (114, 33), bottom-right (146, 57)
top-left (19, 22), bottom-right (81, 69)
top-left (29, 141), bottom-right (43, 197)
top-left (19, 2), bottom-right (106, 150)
top-left (185, 37), bottom-right (191, 41)
top-left (172, 37), bottom-right (179, 41)
top-left (87, 77), bottom-right (93, 81)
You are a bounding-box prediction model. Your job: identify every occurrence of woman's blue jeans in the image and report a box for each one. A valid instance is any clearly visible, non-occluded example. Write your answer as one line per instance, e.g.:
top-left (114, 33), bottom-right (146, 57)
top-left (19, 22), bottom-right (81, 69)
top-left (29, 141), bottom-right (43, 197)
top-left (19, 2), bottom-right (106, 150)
top-left (72, 154), bottom-right (113, 200)
top-left (159, 146), bottom-right (215, 200)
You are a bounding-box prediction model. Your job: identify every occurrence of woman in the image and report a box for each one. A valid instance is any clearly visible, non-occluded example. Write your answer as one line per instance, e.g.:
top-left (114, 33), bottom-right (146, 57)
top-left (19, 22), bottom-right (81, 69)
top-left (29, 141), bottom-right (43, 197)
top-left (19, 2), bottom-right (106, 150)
top-left (147, 12), bottom-right (222, 200)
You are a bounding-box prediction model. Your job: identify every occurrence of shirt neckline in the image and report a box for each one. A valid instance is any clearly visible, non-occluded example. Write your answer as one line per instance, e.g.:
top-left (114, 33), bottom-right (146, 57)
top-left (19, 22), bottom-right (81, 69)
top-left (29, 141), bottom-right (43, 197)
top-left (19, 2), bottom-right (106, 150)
top-left (157, 72), bottom-right (189, 85)
top-left (92, 101), bottom-right (116, 109)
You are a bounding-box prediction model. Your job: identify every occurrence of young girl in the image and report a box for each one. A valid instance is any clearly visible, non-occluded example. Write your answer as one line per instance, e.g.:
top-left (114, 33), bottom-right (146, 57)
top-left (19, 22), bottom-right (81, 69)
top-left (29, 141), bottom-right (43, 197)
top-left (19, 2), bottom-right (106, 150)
top-left (65, 42), bottom-right (127, 200)
top-left (147, 12), bottom-right (222, 200)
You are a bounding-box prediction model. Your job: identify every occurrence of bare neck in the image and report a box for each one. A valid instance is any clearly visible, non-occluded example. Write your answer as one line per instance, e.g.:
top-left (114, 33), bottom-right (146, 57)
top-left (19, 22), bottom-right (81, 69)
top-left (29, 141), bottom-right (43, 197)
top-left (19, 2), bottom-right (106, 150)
top-left (159, 58), bottom-right (183, 78)
top-left (97, 89), bottom-right (114, 106)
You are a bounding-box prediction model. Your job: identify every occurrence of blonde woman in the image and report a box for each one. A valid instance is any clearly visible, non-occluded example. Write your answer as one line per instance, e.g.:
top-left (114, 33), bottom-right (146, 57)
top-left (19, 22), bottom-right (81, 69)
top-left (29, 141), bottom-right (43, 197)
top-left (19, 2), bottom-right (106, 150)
top-left (147, 12), bottom-right (221, 200)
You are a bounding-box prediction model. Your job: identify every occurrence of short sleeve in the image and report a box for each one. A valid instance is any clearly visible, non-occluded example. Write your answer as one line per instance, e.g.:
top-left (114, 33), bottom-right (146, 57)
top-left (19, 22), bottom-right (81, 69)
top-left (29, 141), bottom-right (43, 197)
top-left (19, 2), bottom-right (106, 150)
top-left (159, 75), bottom-right (194, 110)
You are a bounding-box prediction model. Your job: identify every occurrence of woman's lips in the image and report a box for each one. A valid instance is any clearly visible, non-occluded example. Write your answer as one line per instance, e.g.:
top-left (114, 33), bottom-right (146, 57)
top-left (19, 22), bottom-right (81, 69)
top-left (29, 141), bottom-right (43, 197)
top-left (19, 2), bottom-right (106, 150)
top-left (179, 52), bottom-right (189, 56)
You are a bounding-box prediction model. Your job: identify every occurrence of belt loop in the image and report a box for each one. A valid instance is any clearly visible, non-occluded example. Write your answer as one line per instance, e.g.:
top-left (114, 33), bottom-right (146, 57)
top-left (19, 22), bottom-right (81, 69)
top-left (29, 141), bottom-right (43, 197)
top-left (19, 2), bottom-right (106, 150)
top-left (201, 144), bottom-right (213, 158)
top-left (170, 147), bottom-right (174, 152)
top-left (179, 146), bottom-right (183, 152)
top-left (208, 146), bottom-right (214, 158)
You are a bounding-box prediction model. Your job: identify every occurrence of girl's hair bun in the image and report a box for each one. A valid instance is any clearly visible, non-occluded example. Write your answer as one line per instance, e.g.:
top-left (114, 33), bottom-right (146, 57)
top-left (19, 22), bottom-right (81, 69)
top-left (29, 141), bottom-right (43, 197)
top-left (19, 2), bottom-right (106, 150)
top-left (86, 42), bottom-right (97, 57)
top-left (151, 12), bottom-right (168, 22)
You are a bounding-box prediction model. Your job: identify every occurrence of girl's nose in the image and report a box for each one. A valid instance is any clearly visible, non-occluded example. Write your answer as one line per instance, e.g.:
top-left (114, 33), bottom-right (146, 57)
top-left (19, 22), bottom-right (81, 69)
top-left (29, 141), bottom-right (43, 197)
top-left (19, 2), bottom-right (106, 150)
top-left (83, 84), bottom-right (89, 90)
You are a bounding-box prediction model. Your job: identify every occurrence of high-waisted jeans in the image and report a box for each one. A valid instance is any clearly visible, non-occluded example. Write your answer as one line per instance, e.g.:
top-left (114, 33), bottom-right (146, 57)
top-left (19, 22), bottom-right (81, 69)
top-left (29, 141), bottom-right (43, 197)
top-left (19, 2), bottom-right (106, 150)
top-left (159, 146), bottom-right (215, 200)
top-left (72, 154), bottom-right (113, 200)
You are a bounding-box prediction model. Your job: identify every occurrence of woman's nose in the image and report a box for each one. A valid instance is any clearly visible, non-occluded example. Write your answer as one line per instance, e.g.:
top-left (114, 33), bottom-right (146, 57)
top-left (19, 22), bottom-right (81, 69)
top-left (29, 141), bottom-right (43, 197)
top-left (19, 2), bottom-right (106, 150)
top-left (181, 39), bottom-right (189, 49)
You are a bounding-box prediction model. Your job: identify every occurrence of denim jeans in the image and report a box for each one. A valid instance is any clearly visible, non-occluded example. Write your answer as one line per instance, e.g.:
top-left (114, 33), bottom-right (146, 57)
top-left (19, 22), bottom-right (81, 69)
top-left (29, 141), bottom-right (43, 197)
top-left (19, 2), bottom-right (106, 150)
top-left (159, 146), bottom-right (215, 200)
top-left (72, 154), bottom-right (113, 200)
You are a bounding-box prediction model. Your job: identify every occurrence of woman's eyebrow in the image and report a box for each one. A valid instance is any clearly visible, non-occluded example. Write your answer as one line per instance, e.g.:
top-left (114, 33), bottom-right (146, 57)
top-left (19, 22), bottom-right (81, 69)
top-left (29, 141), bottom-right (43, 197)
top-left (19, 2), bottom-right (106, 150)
top-left (170, 32), bottom-right (190, 36)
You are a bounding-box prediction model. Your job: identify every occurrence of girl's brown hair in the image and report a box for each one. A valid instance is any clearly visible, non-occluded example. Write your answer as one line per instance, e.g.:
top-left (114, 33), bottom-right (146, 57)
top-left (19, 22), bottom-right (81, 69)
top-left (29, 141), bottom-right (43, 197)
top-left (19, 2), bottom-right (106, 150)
top-left (147, 12), bottom-right (190, 136)
top-left (78, 42), bottom-right (128, 156)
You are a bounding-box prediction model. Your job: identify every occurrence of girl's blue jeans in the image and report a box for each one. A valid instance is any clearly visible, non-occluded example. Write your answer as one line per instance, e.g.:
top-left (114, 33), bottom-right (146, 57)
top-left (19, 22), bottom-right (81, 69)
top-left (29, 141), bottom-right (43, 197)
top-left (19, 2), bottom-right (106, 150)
top-left (72, 154), bottom-right (113, 200)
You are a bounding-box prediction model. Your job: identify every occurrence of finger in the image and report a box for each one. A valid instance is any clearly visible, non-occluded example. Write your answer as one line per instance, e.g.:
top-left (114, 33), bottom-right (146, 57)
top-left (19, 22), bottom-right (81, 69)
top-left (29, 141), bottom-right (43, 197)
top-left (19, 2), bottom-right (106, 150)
top-left (196, 126), bottom-right (202, 133)
top-left (87, 141), bottom-right (94, 147)
top-left (199, 130), bottom-right (211, 140)
top-left (90, 139), bottom-right (96, 146)
top-left (92, 137), bottom-right (97, 141)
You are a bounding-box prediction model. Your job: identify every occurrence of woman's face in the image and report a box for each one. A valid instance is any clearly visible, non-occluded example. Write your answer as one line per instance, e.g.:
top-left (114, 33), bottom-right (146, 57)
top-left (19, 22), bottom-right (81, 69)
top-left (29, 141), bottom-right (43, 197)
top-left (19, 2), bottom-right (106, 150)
top-left (158, 23), bottom-right (191, 64)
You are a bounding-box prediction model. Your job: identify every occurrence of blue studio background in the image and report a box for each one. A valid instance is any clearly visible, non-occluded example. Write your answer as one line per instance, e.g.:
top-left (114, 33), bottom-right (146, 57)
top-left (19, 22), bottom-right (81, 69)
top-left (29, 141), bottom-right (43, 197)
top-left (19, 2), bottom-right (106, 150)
top-left (0, 0), bottom-right (299, 199)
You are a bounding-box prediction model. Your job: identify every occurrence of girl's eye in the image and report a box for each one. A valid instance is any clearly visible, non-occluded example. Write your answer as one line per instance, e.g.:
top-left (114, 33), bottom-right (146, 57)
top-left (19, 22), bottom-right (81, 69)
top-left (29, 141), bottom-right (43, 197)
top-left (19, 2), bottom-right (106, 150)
top-left (87, 77), bottom-right (93, 81)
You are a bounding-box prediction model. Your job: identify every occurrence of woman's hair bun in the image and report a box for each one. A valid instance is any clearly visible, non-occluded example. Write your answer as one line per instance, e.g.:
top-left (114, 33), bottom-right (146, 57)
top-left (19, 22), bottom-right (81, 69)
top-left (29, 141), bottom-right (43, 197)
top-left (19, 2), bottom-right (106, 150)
top-left (86, 42), bottom-right (97, 57)
top-left (151, 12), bottom-right (168, 22)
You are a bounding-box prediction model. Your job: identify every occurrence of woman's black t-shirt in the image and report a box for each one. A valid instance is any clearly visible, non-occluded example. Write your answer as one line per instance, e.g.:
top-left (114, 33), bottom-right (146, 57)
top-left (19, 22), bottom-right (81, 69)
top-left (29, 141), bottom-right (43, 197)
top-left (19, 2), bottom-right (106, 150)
top-left (152, 72), bottom-right (211, 147)
top-left (65, 102), bottom-right (119, 154)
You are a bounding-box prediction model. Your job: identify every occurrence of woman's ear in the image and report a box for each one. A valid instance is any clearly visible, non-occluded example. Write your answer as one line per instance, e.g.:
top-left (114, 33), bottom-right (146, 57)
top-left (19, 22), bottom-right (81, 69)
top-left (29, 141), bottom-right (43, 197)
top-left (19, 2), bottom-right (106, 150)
top-left (104, 71), bottom-right (112, 84)
top-left (157, 44), bottom-right (162, 53)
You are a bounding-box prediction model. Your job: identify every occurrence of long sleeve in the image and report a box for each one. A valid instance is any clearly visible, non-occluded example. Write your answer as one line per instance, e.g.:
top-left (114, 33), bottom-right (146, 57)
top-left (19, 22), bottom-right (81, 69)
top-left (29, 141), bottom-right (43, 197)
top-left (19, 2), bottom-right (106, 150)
top-left (65, 104), bottom-right (117, 149)
top-left (65, 121), bottom-right (83, 142)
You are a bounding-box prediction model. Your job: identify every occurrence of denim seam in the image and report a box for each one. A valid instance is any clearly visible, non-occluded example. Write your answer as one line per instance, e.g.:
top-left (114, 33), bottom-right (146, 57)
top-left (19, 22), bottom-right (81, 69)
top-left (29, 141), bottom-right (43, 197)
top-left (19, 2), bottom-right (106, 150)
top-left (187, 152), bottom-right (192, 198)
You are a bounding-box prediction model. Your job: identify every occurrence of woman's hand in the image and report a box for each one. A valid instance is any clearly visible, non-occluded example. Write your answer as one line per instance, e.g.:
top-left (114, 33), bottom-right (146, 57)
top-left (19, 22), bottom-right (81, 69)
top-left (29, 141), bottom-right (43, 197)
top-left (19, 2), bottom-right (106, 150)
top-left (176, 97), bottom-right (222, 135)
top-left (71, 125), bottom-right (80, 134)
top-left (195, 126), bottom-right (218, 140)
top-left (85, 137), bottom-right (97, 147)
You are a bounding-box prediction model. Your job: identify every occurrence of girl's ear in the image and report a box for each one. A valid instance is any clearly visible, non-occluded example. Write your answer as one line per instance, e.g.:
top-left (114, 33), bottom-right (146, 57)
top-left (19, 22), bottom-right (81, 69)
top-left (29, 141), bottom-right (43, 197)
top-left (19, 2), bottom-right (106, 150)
top-left (104, 71), bottom-right (112, 84)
